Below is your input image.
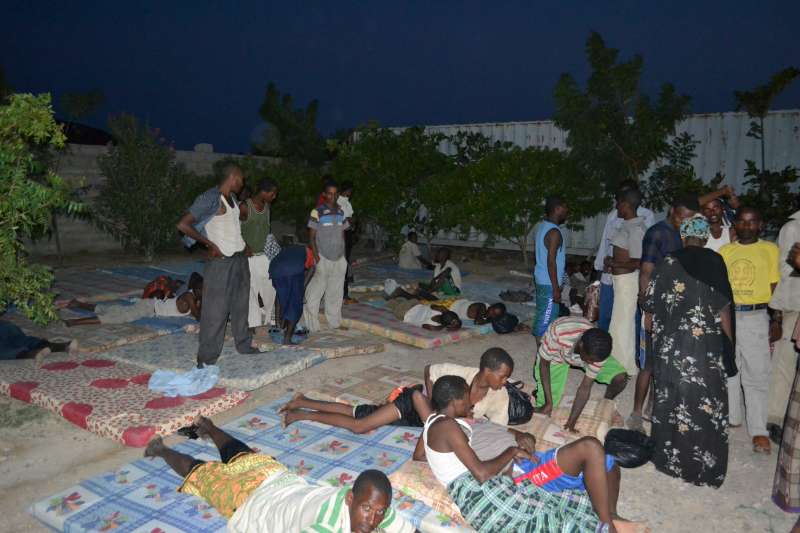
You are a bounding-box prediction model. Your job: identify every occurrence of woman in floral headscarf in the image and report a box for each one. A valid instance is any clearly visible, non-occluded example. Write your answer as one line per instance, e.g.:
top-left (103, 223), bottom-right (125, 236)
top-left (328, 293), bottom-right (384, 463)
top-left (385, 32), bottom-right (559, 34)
top-left (642, 215), bottom-right (736, 487)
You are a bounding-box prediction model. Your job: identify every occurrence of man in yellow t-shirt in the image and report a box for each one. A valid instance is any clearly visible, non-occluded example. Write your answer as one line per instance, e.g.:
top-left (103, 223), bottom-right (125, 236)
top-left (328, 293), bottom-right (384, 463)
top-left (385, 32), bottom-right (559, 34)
top-left (719, 207), bottom-right (782, 454)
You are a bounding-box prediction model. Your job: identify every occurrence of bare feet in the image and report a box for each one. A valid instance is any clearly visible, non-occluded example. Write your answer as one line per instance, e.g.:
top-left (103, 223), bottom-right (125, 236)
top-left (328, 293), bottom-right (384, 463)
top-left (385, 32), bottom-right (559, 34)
top-left (279, 392), bottom-right (306, 414)
top-left (194, 416), bottom-right (215, 440)
top-left (67, 339), bottom-right (80, 356)
top-left (34, 347), bottom-right (51, 368)
top-left (612, 519), bottom-right (650, 533)
top-left (281, 409), bottom-right (302, 429)
top-left (144, 437), bottom-right (166, 458)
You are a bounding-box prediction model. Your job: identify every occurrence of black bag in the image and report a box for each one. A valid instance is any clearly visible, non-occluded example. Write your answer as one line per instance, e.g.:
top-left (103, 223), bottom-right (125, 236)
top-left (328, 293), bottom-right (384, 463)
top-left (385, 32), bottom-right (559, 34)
top-left (603, 428), bottom-right (654, 468)
top-left (505, 380), bottom-right (534, 425)
top-left (492, 313), bottom-right (519, 334)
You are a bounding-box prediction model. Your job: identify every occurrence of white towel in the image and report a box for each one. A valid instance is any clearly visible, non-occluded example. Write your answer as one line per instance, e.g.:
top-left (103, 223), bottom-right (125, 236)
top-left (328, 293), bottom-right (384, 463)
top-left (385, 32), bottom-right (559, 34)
top-left (148, 365), bottom-right (220, 397)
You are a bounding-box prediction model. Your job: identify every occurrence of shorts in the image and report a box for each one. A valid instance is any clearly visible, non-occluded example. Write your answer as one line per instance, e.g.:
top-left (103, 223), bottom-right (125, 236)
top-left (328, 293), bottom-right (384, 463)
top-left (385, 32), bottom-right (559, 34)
top-left (353, 384), bottom-right (424, 427)
top-left (513, 447), bottom-right (615, 493)
top-left (533, 284), bottom-right (559, 337)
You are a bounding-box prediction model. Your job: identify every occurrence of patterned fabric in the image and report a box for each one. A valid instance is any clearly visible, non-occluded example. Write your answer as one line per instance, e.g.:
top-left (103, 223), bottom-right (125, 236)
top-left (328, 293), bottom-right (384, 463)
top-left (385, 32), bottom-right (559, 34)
top-left (180, 453), bottom-right (285, 518)
top-left (53, 269), bottom-right (144, 304)
top-left (774, 357), bottom-right (800, 512)
top-left (341, 302), bottom-right (493, 349)
top-left (264, 234), bottom-right (282, 260)
top-left (680, 215), bottom-right (711, 239)
top-left (312, 364), bottom-right (424, 406)
top-left (641, 221), bottom-right (682, 265)
top-left (538, 317), bottom-right (602, 379)
top-left (252, 327), bottom-right (385, 359)
top-left (533, 283), bottom-right (559, 337)
top-left (101, 332), bottom-right (326, 391)
top-left (390, 460), bottom-right (467, 525)
top-left (31, 396), bottom-right (469, 533)
top-left (642, 255), bottom-right (730, 487)
top-left (447, 471), bottom-right (603, 532)
top-left (0, 353), bottom-right (248, 447)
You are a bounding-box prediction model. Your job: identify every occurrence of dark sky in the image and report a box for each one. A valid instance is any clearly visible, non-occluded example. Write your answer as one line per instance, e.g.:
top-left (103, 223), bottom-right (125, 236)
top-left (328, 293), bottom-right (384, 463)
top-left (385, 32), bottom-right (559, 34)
top-left (3, 1), bottom-right (799, 153)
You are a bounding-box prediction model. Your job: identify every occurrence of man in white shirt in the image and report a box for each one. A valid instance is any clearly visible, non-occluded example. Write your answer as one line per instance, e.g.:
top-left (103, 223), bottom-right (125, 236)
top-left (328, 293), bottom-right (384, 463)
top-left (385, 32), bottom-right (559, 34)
top-left (593, 181), bottom-right (655, 332)
top-left (338, 182), bottom-right (358, 304)
top-left (398, 232), bottom-right (432, 269)
top-left (768, 208), bottom-right (800, 442)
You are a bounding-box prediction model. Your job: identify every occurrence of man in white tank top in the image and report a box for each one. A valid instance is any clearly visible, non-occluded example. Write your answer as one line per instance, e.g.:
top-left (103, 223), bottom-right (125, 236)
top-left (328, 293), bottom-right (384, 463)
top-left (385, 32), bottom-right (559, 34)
top-left (177, 163), bottom-right (262, 366)
top-left (702, 198), bottom-right (737, 252)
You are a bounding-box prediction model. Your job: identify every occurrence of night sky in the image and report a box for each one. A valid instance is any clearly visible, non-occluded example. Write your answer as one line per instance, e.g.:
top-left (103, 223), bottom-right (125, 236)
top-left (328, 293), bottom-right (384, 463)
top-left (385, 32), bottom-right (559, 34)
top-left (4, 1), bottom-right (799, 153)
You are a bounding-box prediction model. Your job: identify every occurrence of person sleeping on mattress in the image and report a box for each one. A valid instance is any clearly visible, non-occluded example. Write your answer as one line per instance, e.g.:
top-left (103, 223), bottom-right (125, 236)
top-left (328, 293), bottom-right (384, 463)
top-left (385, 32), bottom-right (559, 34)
top-left (278, 348), bottom-right (519, 434)
top-left (63, 273), bottom-right (203, 326)
top-left (144, 416), bottom-right (416, 533)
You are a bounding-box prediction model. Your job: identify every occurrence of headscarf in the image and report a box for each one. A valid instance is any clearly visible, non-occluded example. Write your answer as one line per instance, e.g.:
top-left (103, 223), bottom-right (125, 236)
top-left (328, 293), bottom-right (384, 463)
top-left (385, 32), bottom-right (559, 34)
top-left (264, 234), bottom-right (281, 261)
top-left (679, 215), bottom-right (710, 240)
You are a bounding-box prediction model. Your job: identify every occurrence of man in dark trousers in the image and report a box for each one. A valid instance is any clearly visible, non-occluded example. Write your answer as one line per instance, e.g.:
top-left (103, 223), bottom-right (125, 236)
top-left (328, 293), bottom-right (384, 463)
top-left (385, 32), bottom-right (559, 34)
top-left (177, 163), bottom-right (261, 367)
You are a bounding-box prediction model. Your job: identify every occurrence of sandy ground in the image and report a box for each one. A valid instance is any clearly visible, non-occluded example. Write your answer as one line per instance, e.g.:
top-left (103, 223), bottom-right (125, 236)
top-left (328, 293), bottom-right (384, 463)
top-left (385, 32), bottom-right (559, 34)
top-left (0, 252), bottom-right (796, 532)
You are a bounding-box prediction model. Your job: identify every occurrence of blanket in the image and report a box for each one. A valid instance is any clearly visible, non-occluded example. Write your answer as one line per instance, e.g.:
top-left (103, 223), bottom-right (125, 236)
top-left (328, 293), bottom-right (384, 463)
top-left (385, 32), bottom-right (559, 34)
top-left (0, 354), bottom-right (247, 446)
top-left (30, 396), bottom-right (472, 533)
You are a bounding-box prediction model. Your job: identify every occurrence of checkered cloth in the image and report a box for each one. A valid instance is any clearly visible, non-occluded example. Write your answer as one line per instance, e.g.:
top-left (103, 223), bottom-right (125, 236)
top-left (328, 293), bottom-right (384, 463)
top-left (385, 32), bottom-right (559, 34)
top-left (448, 471), bottom-right (604, 532)
top-left (774, 365), bottom-right (800, 512)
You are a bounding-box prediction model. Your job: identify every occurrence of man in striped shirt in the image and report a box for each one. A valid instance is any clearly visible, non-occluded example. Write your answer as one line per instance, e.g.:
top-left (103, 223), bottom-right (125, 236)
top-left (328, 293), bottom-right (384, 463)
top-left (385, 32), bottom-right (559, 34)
top-left (533, 317), bottom-right (628, 432)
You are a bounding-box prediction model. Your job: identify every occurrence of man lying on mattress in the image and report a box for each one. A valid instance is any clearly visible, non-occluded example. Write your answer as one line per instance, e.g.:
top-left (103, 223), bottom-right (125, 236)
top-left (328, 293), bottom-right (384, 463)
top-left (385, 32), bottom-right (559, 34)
top-left (383, 279), bottom-right (505, 326)
top-left (279, 348), bottom-right (534, 448)
top-left (414, 375), bottom-right (646, 533)
top-left (145, 416), bottom-right (417, 533)
top-left (63, 273), bottom-right (203, 326)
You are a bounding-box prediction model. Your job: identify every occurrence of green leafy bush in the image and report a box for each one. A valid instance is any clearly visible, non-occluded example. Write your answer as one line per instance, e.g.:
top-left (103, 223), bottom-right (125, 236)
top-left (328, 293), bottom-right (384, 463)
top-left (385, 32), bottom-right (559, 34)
top-left (0, 93), bottom-right (78, 324)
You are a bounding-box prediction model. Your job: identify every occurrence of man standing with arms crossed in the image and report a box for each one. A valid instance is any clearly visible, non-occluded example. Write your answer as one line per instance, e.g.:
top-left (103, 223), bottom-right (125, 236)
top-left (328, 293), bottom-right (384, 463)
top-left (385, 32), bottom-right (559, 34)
top-left (720, 207), bottom-right (782, 454)
top-left (239, 179), bottom-right (278, 330)
top-left (303, 180), bottom-right (350, 332)
top-left (177, 164), bottom-right (261, 367)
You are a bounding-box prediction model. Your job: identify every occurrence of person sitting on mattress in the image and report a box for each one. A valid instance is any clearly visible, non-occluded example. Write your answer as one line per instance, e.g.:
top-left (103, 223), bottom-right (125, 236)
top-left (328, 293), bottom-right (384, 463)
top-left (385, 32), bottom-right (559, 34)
top-left (144, 417), bottom-right (414, 533)
top-left (419, 376), bottom-right (643, 533)
top-left (420, 247), bottom-right (462, 296)
top-left (398, 231), bottom-right (433, 270)
top-left (63, 274), bottom-right (203, 326)
top-left (278, 348), bottom-right (524, 434)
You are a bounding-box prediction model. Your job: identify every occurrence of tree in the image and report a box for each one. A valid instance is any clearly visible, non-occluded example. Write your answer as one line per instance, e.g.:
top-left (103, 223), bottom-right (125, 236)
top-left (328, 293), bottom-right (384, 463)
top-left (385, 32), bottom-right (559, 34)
top-left (739, 162), bottom-right (798, 238)
top-left (735, 67), bottom-right (800, 172)
top-left (641, 132), bottom-right (724, 211)
top-left (331, 126), bottom-right (451, 250)
top-left (553, 32), bottom-right (691, 195)
top-left (96, 114), bottom-right (196, 260)
top-left (253, 82), bottom-right (327, 165)
top-left (466, 147), bottom-right (605, 267)
top-left (0, 93), bottom-right (80, 324)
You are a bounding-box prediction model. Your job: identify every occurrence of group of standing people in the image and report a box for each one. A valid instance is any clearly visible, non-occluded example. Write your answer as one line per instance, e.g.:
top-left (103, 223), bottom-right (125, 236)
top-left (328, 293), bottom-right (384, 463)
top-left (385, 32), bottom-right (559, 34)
top-left (177, 164), bottom-right (357, 365)
top-left (532, 181), bottom-right (800, 495)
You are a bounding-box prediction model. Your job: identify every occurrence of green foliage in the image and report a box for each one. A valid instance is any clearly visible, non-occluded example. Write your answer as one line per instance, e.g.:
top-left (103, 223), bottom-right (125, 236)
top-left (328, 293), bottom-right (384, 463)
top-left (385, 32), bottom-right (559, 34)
top-left (332, 126), bottom-right (451, 249)
top-left (641, 133), bottom-right (723, 210)
top-left (739, 161), bottom-right (799, 238)
top-left (254, 82), bottom-right (327, 165)
top-left (0, 93), bottom-right (77, 324)
top-left (553, 32), bottom-right (691, 195)
top-left (735, 67), bottom-right (799, 172)
top-left (466, 147), bottom-right (605, 266)
top-left (96, 114), bottom-right (196, 259)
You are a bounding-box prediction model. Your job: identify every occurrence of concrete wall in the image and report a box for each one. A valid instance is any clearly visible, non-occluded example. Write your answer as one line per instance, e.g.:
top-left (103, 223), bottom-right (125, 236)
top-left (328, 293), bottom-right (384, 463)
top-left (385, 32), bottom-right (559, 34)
top-left (26, 144), bottom-right (276, 257)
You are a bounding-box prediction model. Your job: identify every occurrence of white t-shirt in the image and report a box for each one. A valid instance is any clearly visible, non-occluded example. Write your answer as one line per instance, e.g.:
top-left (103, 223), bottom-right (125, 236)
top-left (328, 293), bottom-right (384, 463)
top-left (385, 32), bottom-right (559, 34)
top-left (428, 363), bottom-right (509, 425)
top-left (398, 241), bottom-right (423, 269)
top-left (153, 297), bottom-right (191, 317)
top-left (449, 299), bottom-right (476, 321)
top-left (434, 259), bottom-right (462, 290)
top-left (229, 470), bottom-right (412, 533)
top-left (337, 196), bottom-right (354, 218)
top-left (594, 206), bottom-right (656, 284)
top-left (403, 304), bottom-right (440, 327)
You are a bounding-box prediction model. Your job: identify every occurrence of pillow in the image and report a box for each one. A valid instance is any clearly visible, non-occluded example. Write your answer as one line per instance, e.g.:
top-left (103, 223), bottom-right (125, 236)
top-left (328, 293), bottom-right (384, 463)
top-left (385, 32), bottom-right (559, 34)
top-left (388, 460), bottom-right (467, 526)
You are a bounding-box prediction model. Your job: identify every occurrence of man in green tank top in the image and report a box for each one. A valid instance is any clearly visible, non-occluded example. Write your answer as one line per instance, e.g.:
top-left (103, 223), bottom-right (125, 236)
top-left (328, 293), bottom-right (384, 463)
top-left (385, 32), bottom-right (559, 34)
top-left (240, 179), bottom-right (278, 330)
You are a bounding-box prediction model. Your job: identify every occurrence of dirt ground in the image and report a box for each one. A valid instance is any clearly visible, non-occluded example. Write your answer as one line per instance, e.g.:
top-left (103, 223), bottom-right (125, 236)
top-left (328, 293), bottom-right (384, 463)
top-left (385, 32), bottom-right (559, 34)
top-left (1, 250), bottom-right (795, 532)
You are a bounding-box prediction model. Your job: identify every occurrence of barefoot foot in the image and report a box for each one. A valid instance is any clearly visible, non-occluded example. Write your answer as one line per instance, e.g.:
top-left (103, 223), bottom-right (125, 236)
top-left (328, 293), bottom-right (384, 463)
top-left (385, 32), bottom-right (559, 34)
top-left (194, 416), bottom-right (215, 439)
top-left (612, 519), bottom-right (651, 533)
top-left (281, 409), bottom-right (302, 429)
top-left (279, 392), bottom-right (306, 414)
top-left (144, 437), bottom-right (166, 458)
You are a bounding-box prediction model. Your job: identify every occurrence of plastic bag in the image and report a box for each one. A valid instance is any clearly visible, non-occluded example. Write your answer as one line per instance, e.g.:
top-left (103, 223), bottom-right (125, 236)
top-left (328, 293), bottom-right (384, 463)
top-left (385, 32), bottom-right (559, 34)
top-left (603, 428), bottom-right (654, 468)
top-left (583, 281), bottom-right (600, 322)
top-left (506, 380), bottom-right (533, 425)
